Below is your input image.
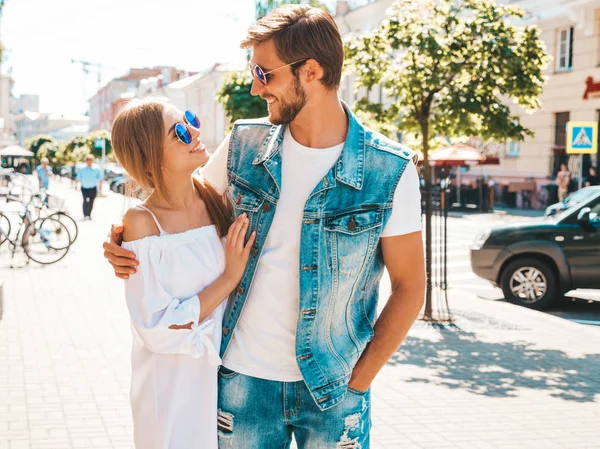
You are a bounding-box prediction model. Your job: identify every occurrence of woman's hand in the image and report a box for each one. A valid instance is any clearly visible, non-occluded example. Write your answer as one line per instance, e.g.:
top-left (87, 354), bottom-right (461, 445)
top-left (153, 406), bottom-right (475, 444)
top-left (222, 213), bottom-right (256, 287)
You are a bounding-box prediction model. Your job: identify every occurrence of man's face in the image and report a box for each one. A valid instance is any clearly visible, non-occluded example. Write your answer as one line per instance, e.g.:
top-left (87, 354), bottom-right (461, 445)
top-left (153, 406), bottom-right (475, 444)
top-left (86, 160), bottom-right (93, 167)
top-left (250, 40), bottom-right (307, 126)
top-left (42, 161), bottom-right (48, 168)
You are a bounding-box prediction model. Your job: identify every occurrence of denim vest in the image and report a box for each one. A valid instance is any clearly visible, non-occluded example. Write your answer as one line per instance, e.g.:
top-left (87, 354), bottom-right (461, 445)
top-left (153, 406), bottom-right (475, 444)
top-left (220, 105), bottom-right (415, 410)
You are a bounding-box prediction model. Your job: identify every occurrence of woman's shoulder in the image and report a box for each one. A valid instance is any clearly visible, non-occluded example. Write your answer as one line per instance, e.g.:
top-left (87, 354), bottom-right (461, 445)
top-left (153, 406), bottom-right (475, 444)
top-left (122, 205), bottom-right (160, 243)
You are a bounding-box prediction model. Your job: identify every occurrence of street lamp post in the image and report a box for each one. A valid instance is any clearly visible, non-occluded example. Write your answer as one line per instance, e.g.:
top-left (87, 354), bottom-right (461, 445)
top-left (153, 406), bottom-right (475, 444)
top-left (94, 137), bottom-right (106, 196)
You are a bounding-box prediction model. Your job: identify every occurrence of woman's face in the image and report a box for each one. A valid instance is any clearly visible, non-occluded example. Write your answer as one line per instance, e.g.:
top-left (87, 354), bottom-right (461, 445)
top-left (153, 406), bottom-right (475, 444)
top-left (161, 105), bottom-right (209, 175)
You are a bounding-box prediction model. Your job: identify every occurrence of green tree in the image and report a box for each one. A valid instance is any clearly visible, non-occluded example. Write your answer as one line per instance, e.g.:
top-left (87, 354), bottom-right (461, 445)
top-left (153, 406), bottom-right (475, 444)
top-left (25, 135), bottom-right (57, 160)
top-left (36, 141), bottom-right (61, 169)
top-left (63, 136), bottom-right (89, 162)
top-left (70, 145), bottom-right (91, 164)
top-left (84, 130), bottom-right (113, 159)
top-left (345, 0), bottom-right (549, 319)
top-left (217, 72), bottom-right (268, 128)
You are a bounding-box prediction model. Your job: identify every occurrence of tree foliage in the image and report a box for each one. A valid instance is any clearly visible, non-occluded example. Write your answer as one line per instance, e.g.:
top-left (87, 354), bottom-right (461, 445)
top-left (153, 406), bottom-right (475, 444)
top-left (85, 130), bottom-right (113, 159)
top-left (217, 72), bottom-right (268, 128)
top-left (36, 141), bottom-right (61, 168)
top-left (345, 0), bottom-right (549, 145)
top-left (345, 0), bottom-right (549, 318)
top-left (25, 135), bottom-right (57, 160)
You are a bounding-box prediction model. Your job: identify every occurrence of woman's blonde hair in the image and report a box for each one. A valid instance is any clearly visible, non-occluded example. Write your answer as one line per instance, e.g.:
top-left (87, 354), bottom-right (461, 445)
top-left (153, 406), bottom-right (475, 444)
top-left (111, 98), bottom-right (232, 237)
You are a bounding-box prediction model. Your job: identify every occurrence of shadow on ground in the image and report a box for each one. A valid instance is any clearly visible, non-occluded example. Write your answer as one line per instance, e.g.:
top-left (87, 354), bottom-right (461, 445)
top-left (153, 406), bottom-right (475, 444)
top-left (388, 324), bottom-right (599, 403)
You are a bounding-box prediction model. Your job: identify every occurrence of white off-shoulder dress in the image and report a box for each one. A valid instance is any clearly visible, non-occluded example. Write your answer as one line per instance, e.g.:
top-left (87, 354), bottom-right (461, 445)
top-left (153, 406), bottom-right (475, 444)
top-left (122, 205), bottom-right (226, 449)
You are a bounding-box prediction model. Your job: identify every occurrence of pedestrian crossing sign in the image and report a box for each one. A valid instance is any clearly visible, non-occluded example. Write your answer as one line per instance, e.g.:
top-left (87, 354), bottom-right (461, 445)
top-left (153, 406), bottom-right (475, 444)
top-left (567, 121), bottom-right (597, 154)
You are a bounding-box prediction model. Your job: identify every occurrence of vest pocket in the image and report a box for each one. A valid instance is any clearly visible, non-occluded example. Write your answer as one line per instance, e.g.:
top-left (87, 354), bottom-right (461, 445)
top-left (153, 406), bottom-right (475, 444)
top-left (226, 181), bottom-right (265, 213)
top-left (324, 209), bottom-right (382, 235)
top-left (324, 209), bottom-right (383, 277)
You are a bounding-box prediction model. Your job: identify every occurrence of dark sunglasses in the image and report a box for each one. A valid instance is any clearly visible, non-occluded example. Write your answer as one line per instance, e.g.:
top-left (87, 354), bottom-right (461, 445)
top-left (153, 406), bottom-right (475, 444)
top-left (250, 59), bottom-right (307, 86)
top-left (169, 110), bottom-right (201, 146)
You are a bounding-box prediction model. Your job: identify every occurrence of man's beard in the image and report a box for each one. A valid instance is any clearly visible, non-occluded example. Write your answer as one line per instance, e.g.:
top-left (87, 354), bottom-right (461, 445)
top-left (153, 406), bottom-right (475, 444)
top-left (269, 77), bottom-right (307, 125)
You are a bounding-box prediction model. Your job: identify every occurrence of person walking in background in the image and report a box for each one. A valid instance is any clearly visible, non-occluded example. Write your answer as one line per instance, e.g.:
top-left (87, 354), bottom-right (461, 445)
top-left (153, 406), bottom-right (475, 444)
top-left (77, 154), bottom-right (103, 219)
top-left (585, 166), bottom-right (599, 187)
top-left (557, 163), bottom-right (571, 201)
top-left (35, 157), bottom-right (52, 191)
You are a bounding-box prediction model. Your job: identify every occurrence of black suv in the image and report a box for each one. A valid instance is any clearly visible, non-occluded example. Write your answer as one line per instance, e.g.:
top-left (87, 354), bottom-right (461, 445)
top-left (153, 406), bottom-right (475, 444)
top-left (470, 191), bottom-right (600, 310)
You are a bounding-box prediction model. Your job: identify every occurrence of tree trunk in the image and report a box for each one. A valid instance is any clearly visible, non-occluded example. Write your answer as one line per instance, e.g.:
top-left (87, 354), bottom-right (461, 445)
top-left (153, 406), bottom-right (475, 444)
top-left (421, 121), bottom-right (433, 320)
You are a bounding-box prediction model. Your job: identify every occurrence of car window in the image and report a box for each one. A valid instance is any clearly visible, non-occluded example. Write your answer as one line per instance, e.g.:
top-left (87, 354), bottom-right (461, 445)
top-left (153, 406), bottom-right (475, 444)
top-left (564, 189), bottom-right (595, 205)
top-left (590, 203), bottom-right (600, 223)
top-left (557, 194), bottom-right (600, 224)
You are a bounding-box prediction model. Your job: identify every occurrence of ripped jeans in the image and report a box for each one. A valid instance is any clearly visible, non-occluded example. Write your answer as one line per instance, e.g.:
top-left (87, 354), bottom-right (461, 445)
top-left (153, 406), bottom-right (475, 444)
top-left (217, 367), bottom-right (371, 449)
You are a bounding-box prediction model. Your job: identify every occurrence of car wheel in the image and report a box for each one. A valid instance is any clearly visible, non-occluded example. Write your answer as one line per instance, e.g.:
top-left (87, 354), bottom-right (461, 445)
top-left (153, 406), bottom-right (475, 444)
top-left (500, 258), bottom-right (557, 310)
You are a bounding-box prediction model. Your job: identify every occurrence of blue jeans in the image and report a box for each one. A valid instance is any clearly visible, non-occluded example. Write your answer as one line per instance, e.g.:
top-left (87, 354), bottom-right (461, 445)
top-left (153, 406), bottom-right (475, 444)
top-left (217, 367), bottom-right (371, 449)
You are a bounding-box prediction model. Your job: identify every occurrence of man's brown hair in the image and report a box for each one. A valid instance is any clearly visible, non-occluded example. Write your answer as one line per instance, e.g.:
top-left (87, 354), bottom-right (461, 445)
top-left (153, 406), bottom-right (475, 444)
top-left (241, 4), bottom-right (343, 90)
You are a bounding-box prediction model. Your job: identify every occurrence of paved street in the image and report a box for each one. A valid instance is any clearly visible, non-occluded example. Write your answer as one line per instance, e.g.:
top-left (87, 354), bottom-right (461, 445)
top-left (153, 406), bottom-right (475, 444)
top-left (1, 177), bottom-right (599, 449)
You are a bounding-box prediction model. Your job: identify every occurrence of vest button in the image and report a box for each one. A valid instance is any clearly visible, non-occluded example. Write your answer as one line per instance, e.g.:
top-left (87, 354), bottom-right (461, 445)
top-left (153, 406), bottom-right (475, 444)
top-left (323, 177), bottom-right (329, 186)
top-left (251, 247), bottom-right (258, 256)
top-left (237, 285), bottom-right (245, 295)
top-left (223, 327), bottom-right (230, 335)
top-left (262, 203), bottom-right (271, 212)
top-left (348, 216), bottom-right (357, 231)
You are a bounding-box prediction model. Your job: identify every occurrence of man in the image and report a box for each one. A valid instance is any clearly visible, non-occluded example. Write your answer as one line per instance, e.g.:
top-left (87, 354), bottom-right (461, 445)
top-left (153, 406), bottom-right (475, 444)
top-left (77, 154), bottom-right (103, 219)
top-left (103, 5), bottom-right (425, 447)
top-left (585, 166), bottom-right (599, 187)
top-left (35, 157), bottom-right (52, 191)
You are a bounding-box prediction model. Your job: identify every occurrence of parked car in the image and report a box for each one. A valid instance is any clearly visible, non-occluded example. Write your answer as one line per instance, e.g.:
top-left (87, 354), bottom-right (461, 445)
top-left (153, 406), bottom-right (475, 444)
top-left (471, 189), bottom-right (600, 310)
top-left (110, 175), bottom-right (127, 194)
top-left (104, 163), bottom-right (125, 182)
top-left (544, 186), bottom-right (600, 217)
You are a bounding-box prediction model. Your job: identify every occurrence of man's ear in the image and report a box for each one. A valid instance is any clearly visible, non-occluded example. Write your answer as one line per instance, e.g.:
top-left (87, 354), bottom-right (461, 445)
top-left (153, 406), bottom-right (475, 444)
top-left (302, 59), bottom-right (325, 84)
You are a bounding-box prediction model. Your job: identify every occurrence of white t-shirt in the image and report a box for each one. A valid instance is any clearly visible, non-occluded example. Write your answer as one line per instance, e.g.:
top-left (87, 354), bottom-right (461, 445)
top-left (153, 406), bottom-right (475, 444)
top-left (202, 128), bottom-right (422, 381)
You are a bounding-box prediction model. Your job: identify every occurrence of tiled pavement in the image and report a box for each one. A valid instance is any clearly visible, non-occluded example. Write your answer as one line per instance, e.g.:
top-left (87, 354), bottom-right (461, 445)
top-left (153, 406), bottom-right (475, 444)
top-left (1, 177), bottom-right (599, 449)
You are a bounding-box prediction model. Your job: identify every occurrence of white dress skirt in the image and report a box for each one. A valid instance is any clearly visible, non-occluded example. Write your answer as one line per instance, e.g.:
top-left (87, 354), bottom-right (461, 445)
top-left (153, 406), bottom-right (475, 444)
top-left (122, 218), bottom-right (226, 449)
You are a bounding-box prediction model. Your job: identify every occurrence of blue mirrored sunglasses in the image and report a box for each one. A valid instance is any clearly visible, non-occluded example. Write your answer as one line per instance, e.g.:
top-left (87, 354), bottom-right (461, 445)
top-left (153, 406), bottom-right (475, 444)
top-left (173, 110), bottom-right (201, 145)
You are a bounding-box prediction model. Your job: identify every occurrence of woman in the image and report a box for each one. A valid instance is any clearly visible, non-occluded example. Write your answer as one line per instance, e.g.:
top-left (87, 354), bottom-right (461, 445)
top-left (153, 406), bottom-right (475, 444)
top-left (557, 163), bottom-right (571, 202)
top-left (111, 98), bottom-right (255, 449)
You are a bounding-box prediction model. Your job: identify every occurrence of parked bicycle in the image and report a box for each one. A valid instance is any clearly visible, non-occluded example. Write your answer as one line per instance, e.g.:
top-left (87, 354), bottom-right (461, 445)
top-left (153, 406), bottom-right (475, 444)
top-left (30, 190), bottom-right (78, 244)
top-left (0, 194), bottom-right (72, 266)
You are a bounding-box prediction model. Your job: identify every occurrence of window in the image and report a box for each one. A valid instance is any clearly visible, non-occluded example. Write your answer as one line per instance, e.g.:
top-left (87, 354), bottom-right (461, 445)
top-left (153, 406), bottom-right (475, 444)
top-left (555, 111), bottom-right (570, 147)
top-left (506, 140), bottom-right (520, 157)
top-left (557, 27), bottom-right (574, 71)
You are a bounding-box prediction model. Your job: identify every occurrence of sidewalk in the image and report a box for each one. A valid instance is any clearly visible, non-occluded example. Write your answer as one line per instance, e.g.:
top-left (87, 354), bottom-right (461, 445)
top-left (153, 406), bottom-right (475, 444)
top-left (0, 178), bottom-right (599, 449)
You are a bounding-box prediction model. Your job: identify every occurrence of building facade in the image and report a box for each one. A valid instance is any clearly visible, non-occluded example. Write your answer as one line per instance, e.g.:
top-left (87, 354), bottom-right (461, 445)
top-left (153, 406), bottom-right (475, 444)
top-left (88, 67), bottom-right (190, 132)
top-left (335, 0), bottom-right (600, 208)
top-left (15, 94), bottom-right (39, 114)
top-left (164, 63), bottom-right (234, 151)
top-left (15, 112), bottom-right (89, 145)
top-left (0, 75), bottom-right (16, 138)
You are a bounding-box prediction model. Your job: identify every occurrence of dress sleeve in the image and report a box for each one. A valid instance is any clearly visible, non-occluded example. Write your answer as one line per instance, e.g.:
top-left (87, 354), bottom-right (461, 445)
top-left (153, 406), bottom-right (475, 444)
top-left (123, 239), bottom-right (221, 364)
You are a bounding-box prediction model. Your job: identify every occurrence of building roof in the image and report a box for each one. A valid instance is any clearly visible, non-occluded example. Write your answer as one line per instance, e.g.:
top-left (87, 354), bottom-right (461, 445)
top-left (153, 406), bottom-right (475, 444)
top-left (51, 124), bottom-right (90, 134)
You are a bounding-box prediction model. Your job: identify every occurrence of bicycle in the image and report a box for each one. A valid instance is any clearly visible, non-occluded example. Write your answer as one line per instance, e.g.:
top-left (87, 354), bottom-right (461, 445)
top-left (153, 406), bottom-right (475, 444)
top-left (0, 195), bottom-right (72, 266)
top-left (30, 190), bottom-right (78, 244)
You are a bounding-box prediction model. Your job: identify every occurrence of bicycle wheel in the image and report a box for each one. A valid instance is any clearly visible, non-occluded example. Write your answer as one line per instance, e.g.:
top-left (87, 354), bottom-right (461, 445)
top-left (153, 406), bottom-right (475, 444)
top-left (23, 217), bottom-right (71, 265)
top-left (0, 213), bottom-right (10, 246)
top-left (46, 212), bottom-right (78, 244)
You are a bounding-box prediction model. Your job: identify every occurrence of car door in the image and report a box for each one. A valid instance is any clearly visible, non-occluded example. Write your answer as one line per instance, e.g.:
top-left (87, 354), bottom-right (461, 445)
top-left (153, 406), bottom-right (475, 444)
top-left (559, 196), bottom-right (600, 289)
